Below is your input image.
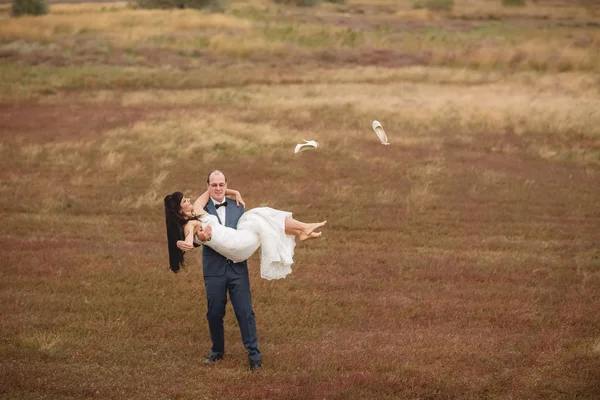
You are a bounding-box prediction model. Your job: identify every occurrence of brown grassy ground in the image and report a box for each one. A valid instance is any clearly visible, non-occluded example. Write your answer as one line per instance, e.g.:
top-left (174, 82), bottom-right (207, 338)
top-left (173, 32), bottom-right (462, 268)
top-left (1, 0), bottom-right (599, 399)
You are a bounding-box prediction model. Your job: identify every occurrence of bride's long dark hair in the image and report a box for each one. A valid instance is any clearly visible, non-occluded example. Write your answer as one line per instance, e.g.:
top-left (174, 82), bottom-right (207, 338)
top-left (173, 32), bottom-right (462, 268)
top-left (164, 191), bottom-right (188, 273)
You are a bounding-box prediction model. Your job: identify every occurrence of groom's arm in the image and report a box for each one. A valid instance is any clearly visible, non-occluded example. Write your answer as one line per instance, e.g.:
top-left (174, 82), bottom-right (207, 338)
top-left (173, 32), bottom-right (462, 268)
top-left (194, 224), bottom-right (212, 243)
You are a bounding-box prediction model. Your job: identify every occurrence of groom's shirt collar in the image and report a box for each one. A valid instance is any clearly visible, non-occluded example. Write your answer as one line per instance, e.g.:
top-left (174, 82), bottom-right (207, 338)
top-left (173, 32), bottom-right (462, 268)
top-left (211, 197), bottom-right (226, 224)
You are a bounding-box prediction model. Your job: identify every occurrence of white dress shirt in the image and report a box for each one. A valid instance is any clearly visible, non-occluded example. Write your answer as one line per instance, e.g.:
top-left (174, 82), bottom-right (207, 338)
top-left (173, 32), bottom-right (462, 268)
top-left (212, 198), bottom-right (226, 225)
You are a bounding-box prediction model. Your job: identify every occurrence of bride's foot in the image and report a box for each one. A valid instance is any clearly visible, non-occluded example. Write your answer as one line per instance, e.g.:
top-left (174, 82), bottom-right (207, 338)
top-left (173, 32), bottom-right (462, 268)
top-left (303, 221), bottom-right (327, 237)
top-left (298, 231), bottom-right (322, 242)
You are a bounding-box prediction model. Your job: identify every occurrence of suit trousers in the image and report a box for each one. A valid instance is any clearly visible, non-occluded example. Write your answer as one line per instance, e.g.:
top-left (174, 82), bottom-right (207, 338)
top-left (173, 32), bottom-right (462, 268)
top-left (204, 262), bottom-right (261, 361)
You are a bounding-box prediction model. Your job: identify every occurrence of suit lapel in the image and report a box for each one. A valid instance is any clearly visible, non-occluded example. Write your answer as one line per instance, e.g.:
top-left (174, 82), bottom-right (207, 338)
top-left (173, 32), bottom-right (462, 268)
top-left (224, 200), bottom-right (234, 228)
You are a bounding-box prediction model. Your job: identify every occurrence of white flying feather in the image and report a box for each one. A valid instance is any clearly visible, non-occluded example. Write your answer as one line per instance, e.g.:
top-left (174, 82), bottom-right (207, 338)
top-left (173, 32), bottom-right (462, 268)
top-left (294, 139), bottom-right (319, 154)
top-left (372, 120), bottom-right (390, 145)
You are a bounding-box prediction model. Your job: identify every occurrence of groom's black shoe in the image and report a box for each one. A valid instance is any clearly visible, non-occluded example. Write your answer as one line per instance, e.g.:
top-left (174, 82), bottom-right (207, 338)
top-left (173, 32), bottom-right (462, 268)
top-left (203, 353), bottom-right (223, 364)
top-left (249, 359), bottom-right (262, 372)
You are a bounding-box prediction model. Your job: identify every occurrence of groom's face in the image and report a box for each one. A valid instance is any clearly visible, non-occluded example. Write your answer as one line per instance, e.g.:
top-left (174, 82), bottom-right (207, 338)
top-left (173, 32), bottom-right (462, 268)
top-left (208, 172), bottom-right (227, 203)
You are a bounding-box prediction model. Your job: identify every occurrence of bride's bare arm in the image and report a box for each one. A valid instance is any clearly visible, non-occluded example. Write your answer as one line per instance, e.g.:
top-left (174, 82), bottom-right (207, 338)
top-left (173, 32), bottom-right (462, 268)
top-left (184, 220), bottom-right (200, 246)
top-left (192, 189), bottom-right (245, 214)
top-left (226, 189), bottom-right (245, 207)
top-left (192, 190), bottom-right (211, 215)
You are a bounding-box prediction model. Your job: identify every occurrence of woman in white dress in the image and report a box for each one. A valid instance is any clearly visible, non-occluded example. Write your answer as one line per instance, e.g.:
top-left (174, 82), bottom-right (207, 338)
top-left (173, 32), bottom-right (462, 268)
top-left (164, 190), bottom-right (326, 280)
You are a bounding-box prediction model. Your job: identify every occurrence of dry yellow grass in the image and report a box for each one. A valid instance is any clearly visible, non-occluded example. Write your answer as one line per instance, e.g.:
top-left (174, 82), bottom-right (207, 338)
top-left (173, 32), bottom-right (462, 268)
top-left (8, 64), bottom-right (597, 166)
top-left (407, 157), bottom-right (445, 180)
top-left (2, 104), bottom-right (600, 399)
top-left (84, 79), bottom-right (599, 141)
top-left (20, 332), bottom-right (62, 353)
top-left (48, 1), bottom-right (129, 13)
top-left (208, 33), bottom-right (288, 57)
top-left (352, 0), bottom-right (594, 20)
top-left (101, 112), bottom-right (289, 152)
top-left (7, 109), bottom-right (305, 212)
top-left (1, 4), bottom-right (599, 397)
top-left (1, 0), bottom-right (597, 70)
top-left (0, 8), bottom-right (251, 42)
top-left (100, 150), bottom-right (125, 170)
top-left (451, 0), bottom-right (596, 20)
top-left (406, 181), bottom-right (436, 213)
top-left (449, 36), bottom-right (600, 72)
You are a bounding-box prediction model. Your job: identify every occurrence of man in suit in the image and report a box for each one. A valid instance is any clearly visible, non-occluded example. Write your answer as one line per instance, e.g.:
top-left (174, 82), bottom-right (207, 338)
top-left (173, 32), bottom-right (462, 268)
top-left (178, 170), bottom-right (261, 371)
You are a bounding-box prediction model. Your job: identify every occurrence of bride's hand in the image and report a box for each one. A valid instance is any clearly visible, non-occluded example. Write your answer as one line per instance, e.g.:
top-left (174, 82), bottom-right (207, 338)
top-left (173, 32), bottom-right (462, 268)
top-left (232, 191), bottom-right (246, 208)
top-left (177, 240), bottom-right (194, 252)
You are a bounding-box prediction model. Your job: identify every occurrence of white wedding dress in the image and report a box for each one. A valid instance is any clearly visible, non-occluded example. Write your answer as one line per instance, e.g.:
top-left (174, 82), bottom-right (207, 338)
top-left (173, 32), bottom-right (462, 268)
top-left (199, 207), bottom-right (296, 280)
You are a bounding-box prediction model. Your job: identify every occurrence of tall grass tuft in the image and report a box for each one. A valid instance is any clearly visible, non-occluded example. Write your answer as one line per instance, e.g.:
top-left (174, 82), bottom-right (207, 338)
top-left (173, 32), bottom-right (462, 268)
top-left (11, 0), bottom-right (48, 16)
top-left (132, 0), bottom-right (225, 11)
top-left (272, 0), bottom-right (319, 7)
top-left (502, 0), bottom-right (526, 6)
top-left (414, 0), bottom-right (454, 12)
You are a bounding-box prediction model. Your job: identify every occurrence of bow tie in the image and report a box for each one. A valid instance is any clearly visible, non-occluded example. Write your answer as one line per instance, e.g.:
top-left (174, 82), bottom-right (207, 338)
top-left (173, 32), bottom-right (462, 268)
top-left (215, 201), bottom-right (228, 209)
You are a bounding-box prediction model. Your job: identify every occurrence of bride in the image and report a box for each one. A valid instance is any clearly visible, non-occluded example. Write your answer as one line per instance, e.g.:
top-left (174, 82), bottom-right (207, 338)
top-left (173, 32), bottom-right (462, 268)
top-left (164, 190), bottom-right (326, 280)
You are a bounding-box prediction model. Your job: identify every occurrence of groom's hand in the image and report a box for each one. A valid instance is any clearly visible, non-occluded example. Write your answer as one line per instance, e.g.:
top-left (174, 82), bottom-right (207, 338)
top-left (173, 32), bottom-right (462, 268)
top-left (195, 225), bottom-right (212, 242)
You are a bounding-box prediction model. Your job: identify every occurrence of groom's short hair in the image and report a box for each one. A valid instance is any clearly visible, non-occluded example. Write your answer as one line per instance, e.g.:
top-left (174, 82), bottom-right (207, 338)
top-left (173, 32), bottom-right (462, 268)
top-left (207, 170), bottom-right (228, 184)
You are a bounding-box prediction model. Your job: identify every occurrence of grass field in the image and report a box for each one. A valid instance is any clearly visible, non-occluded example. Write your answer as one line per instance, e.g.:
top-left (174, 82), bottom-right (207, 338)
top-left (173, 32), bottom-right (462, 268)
top-left (1, 0), bottom-right (599, 399)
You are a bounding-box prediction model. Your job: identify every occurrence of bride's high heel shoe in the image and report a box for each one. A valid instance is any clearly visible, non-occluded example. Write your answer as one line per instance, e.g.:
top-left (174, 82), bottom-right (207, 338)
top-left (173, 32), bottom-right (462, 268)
top-left (372, 120), bottom-right (390, 145)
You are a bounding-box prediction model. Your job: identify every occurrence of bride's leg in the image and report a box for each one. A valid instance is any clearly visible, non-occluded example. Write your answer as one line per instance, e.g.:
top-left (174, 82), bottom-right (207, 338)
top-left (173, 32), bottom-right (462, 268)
top-left (297, 231), bottom-right (323, 242)
top-left (284, 217), bottom-right (327, 236)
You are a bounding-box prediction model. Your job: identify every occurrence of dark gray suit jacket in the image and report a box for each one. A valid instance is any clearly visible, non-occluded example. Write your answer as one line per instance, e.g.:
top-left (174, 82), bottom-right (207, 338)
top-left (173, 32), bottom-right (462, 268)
top-left (202, 198), bottom-right (248, 276)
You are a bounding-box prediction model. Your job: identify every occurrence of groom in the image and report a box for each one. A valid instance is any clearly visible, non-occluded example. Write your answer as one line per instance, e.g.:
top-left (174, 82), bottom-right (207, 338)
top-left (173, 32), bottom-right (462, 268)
top-left (178, 170), bottom-right (262, 371)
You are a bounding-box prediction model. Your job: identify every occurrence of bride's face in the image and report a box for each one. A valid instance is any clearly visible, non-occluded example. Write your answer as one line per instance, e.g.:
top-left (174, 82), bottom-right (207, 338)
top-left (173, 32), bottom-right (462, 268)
top-left (180, 196), bottom-right (193, 216)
